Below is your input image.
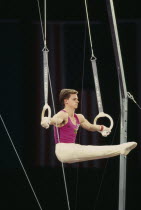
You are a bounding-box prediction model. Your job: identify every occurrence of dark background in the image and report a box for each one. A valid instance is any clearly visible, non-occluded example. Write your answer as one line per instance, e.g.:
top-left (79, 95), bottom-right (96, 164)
top-left (0, 0), bottom-right (141, 210)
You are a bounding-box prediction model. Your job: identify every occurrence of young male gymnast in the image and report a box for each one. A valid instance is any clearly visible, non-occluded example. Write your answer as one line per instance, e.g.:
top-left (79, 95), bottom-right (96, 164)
top-left (41, 89), bottom-right (137, 163)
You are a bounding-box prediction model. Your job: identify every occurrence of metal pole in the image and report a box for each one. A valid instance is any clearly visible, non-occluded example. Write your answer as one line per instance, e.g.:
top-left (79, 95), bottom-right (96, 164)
top-left (106, 1), bottom-right (128, 210)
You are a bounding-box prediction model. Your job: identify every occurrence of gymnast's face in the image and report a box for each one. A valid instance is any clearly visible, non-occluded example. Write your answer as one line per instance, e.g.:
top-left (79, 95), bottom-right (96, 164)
top-left (64, 94), bottom-right (79, 109)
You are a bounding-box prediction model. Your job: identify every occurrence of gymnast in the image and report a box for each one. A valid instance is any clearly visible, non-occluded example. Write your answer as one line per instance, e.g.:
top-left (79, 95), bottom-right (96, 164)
top-left (41, 89), bottom-right (137, 163)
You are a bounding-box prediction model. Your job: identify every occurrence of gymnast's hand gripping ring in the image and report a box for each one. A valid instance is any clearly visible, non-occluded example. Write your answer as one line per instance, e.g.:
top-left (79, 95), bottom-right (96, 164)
top-left (94, 112), bottom-right (114, 137)
top-left (41, 104), bottom-right (51, 128)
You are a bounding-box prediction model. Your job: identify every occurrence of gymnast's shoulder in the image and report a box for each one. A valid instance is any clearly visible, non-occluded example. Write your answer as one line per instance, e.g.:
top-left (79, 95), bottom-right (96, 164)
top-left (76, 114), bottom-right (85, 123)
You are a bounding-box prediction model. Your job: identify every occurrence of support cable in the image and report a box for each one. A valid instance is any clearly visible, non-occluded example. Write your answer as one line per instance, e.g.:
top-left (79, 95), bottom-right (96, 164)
top-left (0, 115), bottom-right (43, 210)
top-left (37, 0), bottom-right (71, 209)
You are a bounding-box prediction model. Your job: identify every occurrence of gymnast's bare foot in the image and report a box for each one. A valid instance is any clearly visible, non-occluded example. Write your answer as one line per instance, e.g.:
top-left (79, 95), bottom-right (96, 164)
top-left (120, 142), bottom-right (137, 156)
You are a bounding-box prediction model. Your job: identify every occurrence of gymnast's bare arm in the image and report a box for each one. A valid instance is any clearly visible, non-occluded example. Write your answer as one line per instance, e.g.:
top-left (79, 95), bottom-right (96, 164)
top-left (77, 114), bottom-right (101, 132)
top-left (41, 111), bottom-right (68, 128)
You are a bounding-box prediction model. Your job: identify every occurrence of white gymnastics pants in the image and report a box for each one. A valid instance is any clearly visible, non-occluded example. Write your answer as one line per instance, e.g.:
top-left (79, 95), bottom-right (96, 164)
top-left (55, 142), bottom-right (137, 163)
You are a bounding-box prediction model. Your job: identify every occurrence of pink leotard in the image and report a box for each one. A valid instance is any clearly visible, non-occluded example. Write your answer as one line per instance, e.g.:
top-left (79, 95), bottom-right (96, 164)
top-left (54, 110), bottom-right (80, 144)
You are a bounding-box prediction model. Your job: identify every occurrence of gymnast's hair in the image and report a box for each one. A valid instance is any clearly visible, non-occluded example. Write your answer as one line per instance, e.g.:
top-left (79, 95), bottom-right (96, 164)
top-left (59, 89), bottom-right (78, 105)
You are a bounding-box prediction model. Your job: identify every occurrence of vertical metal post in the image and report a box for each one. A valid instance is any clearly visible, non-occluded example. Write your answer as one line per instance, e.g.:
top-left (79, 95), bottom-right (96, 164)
top-left (118, 96), bottom-right (128, 210)
top-left (106, 1), bottom-right (128, 210)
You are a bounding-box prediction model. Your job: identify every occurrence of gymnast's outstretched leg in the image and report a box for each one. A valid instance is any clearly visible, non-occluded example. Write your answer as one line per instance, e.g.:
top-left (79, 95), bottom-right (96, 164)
top-left (55, 142), bottom-right (137, 163)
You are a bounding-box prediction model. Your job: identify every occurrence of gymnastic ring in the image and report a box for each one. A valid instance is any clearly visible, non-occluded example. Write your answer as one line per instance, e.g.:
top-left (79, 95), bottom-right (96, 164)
top-left (94, 112), bottom-right (114, 130)
top-left (41, 103), bottom-right (51, 128)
